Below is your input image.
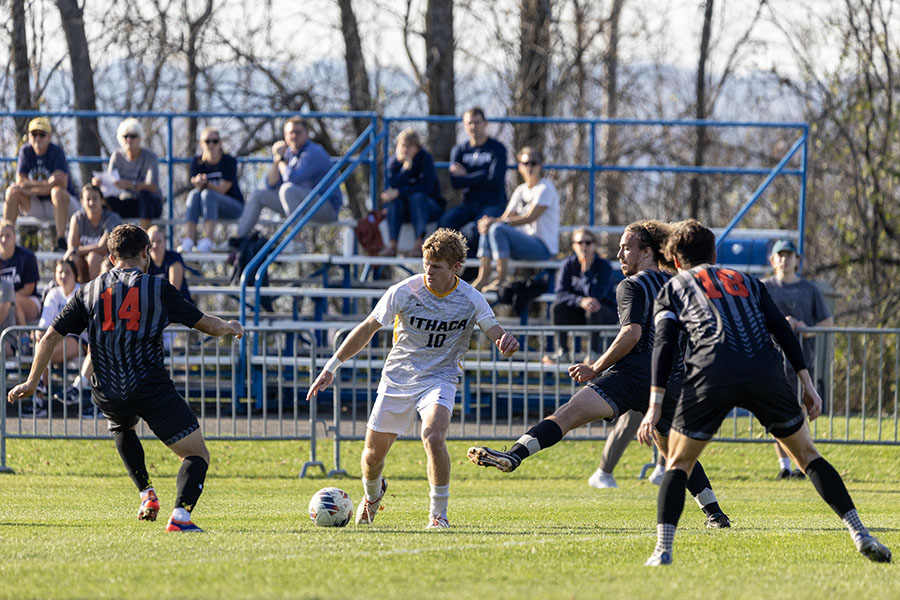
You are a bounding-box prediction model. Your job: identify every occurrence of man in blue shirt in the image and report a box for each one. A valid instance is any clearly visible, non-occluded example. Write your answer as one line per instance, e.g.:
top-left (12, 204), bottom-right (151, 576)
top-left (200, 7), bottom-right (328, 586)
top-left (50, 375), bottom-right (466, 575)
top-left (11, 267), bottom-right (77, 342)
top-left (235, 117), bottom-right (342, 241)
top-left (4, 117), bottom-right (80, 251)
top-left (439, 108), bottom-right (508, 253)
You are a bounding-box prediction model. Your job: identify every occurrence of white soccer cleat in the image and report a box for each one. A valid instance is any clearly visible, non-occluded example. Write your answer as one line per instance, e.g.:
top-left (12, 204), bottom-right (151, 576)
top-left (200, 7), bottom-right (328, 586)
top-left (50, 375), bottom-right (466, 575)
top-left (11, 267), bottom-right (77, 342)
top-left (426, 512), bottom-right (449, 530)
top-left (649, 464), bottom-right (666, 485)
top-left (588, 469), bottom-right (618, 489)
top-left (857, 534), bottom-right (892, 563)
top-left (355, 478), bottom-right (387, 525)
top-left (644, 550), bottom-right (672, 566)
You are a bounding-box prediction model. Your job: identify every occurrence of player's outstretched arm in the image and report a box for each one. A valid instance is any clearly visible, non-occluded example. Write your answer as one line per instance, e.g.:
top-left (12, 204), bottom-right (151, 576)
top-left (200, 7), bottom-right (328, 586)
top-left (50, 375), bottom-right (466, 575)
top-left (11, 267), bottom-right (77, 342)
top-left (7, 328), bottom-right (64, 403)
top-left (569, 323), bottom-right (641, 383)
top-left (485, 325), bottom-right (519, 357)
top-left (307, 316), bottom-right (382, 401)
top-left (797, 369), bottom-right (823, 421)
top-left (193, 315), bottom-right (244, 339)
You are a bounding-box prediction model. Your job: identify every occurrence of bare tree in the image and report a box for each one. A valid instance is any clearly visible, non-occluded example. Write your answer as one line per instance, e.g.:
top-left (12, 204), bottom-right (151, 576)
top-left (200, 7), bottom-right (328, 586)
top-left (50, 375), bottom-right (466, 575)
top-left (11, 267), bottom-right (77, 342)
top-left (10, 0), bottom-right (32, 133)
top-left (687, 0), bottom-right (714, 220)
top-left (600, 0), bottom-right (626, 246)
top-left (182, 0), bottom-right (214, 154)
top-left (55, 0), bottom-right (101, 184)
top-left (513, 0), bottom-right (551, 152)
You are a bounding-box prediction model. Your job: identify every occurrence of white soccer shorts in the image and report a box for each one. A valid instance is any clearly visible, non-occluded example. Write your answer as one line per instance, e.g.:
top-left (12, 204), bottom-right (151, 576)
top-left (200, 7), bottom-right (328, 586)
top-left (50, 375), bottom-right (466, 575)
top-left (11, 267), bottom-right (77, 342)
top-left (367, 382), bottom-right (457, 435)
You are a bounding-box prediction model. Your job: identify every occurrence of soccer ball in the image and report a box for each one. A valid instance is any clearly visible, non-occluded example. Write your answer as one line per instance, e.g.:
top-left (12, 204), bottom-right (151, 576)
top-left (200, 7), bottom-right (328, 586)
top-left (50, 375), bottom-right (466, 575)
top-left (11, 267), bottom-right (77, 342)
top-left (308, 487), bottom-right (354, 527)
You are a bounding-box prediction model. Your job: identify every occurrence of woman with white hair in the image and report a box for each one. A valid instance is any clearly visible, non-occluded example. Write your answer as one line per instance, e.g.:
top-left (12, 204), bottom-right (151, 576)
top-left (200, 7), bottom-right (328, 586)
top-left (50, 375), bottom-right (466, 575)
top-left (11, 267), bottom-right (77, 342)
top-left (92, 117), bottom-right (163, 229)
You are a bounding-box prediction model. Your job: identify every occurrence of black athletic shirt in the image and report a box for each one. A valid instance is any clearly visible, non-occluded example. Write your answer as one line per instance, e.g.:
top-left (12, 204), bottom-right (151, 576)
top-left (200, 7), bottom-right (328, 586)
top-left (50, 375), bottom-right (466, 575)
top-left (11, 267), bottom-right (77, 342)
top-left (52, 267), bottom-right (203, 402)
top-left (611, 269), bottom-right (673, 376)
top-left (653, 264), bottom-right (788, 390)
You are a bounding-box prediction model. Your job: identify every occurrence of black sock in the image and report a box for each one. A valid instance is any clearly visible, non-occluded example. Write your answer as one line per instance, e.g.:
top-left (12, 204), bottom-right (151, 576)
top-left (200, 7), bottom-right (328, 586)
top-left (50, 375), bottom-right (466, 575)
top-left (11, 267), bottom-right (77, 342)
top-left (510, 419), bottom-right (564, 461)
top-left (174, 456), bottom-right (209, 512)
top-left (658, 468), bottom-right (688, 525)
top-left (806, 456), bottom-right (855, 516)
top-left (114, 429), bottom-right (151, 491)
top-left (686, 461), bottom-right (721, 516)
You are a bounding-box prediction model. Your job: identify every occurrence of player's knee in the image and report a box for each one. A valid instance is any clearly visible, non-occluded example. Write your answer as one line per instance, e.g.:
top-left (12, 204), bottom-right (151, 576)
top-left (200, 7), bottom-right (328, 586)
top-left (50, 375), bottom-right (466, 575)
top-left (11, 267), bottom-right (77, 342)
top-left (420, 425), bottom-right (446, 449)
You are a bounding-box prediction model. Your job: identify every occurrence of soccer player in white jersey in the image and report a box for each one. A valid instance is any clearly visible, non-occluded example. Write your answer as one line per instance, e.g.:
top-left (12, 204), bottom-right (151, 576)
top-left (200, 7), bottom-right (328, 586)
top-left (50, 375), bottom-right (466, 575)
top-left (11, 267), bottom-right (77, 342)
top-left (307, 228), bottom-right (519, 529)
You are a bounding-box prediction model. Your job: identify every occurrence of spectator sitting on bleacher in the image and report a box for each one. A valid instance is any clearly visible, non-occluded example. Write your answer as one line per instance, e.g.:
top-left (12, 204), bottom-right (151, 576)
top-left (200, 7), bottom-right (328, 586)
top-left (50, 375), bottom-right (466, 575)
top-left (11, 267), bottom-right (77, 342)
top-left (439, 108), bottom-right (508, 255)
top-left (543, 227), bottom-right (618, 364)
top-left (470, 147), bottom-right (559, 292)
top-left (147, 225), bottom-right (192, 303)
top-left (0, 221), bottom-right (41, 326)
top-left (180, 127), bottom-right (243, 253)
top-left (4, 116), bottom-right (80, 251)
top-left (234, 117), bottom-right (341, 247)
top-left (380, 128), bottom-right (444, 257)
top-left (65, 184), bottom-right (122, 283)
top-left (92, 118), bottom-right (163, 230)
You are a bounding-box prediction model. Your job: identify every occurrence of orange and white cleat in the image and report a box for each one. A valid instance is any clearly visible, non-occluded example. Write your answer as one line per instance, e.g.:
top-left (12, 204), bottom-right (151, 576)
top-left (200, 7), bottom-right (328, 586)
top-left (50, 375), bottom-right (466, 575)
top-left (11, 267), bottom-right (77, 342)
top-left (137, 488), bottom-right (160, 522)
top-left (426, 512), bottom-right (449, 529)
top-left (165, 515), bottom-right (204, 532)
top-left (355, 478), bottom-right (387, 525)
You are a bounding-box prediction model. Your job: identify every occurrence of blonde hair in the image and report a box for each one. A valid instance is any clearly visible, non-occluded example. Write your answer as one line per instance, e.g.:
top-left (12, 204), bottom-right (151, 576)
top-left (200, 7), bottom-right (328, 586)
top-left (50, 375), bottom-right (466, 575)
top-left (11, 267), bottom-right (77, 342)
top-left (396, 128), bottom-right (421, 149)
top-left (422, 228), bottom-right (467, 267)
top-left (116, 117), bottom-right (143, 146)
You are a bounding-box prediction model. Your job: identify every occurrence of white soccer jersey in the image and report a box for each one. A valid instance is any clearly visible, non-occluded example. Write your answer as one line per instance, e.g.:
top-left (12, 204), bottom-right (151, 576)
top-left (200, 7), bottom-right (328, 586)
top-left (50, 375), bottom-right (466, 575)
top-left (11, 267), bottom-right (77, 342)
top-left (371, 274), bottom-right (498, 394)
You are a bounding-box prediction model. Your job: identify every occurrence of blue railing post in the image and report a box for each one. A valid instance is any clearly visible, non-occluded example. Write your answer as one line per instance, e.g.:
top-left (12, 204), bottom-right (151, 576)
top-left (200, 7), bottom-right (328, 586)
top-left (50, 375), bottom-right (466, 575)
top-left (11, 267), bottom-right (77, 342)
top-left (798, 125), bottom-right (809, 257)
top-left (166, 116), bottom-right (175, 248)
top-left (589, 122), bottom-right (596, 226)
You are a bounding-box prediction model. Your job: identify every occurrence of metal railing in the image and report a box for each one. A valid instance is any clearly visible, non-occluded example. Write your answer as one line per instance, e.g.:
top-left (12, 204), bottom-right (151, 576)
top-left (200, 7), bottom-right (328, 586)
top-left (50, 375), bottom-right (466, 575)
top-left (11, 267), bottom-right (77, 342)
top-left (6, 324), bottom-right (892, 476)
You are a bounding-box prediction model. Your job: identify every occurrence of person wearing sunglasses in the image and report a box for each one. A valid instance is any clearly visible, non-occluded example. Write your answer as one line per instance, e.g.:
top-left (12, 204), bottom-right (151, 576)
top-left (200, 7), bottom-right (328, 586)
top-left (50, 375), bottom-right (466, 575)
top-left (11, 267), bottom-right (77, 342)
top-left (470, 146), bottom-right (559, 291)
top-left (180, 127), bottom-right (243, 253)
top-left (92, 118), bottom-right (163, 229)
top-left (4, 116), bottom-right (80, 251)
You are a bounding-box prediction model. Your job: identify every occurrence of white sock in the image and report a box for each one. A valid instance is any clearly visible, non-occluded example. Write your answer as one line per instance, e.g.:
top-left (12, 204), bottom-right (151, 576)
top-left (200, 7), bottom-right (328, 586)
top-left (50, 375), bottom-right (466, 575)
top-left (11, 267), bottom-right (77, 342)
top-left (693, 487), bottom-right (717, 508)
top-left (363, 476), bottom-right (383, 502)
top-left (140, 487), bottom-right (155, 499)
top-left (778, 457), bottom-right (792, 471)
top-left (429, 484), bottom-right (449, 516)
top-left (841, 509), bottom-right (869, 544)
top-left (654, 523), bottom-right (677, 555)
top-left (73, 375), bottom-right (89, 390)
top-left (171, 507), bottom-right (191, 522)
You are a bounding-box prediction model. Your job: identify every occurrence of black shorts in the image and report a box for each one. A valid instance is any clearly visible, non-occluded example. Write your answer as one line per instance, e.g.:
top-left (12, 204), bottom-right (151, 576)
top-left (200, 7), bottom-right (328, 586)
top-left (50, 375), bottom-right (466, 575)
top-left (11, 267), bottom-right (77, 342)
top-left (586, 369), bottom-right (677, 435)
top-left (673, 378), bottom-right (804, 441)
top-left (92, 382), bottom-right (199, 446)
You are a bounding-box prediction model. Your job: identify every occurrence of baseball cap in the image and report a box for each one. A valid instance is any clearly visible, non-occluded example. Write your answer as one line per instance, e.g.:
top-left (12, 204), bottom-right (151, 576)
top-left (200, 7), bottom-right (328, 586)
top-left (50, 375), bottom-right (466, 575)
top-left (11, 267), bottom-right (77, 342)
top-left (770, 240), bottom-right (798, 255)
top-left (28, 117), bottom-right (52, 134)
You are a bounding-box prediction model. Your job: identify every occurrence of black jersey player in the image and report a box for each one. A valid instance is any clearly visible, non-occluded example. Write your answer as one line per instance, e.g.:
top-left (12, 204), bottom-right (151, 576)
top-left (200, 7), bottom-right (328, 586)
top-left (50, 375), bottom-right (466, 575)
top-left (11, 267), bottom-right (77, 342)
top-left (468, 221), bottom-right (730, 528)
top-left (8, 224), bottom-right (243, 532)
top-left (638, 219), bottom-right (890, 565)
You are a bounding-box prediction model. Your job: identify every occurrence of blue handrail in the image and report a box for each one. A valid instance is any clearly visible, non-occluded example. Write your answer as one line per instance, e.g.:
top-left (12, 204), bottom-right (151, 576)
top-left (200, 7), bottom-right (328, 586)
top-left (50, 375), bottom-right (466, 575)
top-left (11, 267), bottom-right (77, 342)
top-left (237, 122), bottom-right (384, 325)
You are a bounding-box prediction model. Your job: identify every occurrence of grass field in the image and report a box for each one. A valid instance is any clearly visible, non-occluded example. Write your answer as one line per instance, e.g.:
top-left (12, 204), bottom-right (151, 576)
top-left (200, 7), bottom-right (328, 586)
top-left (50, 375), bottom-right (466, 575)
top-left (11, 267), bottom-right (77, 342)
top-left (0, 438), bottom-right (896, 599)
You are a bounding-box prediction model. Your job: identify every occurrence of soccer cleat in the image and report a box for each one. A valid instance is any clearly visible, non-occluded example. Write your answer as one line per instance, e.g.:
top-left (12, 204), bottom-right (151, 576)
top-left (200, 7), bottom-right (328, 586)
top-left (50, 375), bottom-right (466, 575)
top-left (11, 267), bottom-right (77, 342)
top-left (777, 468), bottom-right (792, 479)
top-left (53, 385), bottom-right (84, 407)
top-left (790, 468), bottom-right (806, 479)
top-left (355, 478), bottom-right (387, 525)
top-left (857, 534), bottom-right (892, 563)
top-left (705, 512), bottom-right (731, 529)
top-left (648, 464), bottom-right (666, 485)
top-left (165, 516), bottom-right (204, 532)
top-left (588, 469), bottom-right (618, 489)
top-left (467, 446), bottom-right (521, 473)
top-left (426, 513), bottom-right (450, 530)
top-left (138, 489), bottom-right (160, 521)
top-left (644, 551), bottom-right (672, 566)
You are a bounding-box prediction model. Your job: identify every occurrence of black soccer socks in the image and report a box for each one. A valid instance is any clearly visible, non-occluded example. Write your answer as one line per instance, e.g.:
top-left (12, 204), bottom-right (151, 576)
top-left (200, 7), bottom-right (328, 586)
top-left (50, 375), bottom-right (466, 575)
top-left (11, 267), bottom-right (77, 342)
top-left (174, 455), bottom-right (209, 512)
top-left (686, 461), bottom-right (723, 516)
top-left (114, 429), bottom-right (151, 492)
top-left (806, 457), bottom-right (855, 516)
top-left (658, 468), bottom-right (688, 526)
top-left (510, 419), bottom-right (564, 461)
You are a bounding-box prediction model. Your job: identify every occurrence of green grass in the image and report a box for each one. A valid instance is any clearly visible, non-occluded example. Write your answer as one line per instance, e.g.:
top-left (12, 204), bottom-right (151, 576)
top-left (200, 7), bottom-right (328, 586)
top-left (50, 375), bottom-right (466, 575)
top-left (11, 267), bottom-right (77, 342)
top-left (0, 439), bottom-right (896, 599)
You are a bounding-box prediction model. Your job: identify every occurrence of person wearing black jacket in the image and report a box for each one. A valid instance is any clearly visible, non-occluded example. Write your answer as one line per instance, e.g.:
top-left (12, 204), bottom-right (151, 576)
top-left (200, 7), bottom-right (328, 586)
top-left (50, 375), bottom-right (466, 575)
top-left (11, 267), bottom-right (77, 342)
top-left (544, 228), bottom-right (618, 364)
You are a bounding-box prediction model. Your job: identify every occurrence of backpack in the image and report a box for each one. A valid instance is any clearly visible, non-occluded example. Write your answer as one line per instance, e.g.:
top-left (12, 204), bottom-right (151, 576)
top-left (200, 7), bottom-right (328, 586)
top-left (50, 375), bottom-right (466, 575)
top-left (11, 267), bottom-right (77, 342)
top-left (228, 231), bottom-right (274, 312)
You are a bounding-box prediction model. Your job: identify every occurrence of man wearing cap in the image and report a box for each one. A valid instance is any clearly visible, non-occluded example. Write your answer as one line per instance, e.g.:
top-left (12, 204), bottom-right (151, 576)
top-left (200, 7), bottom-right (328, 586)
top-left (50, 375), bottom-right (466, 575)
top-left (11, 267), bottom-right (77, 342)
top-left (762, 240), bottom-right (833, 479)
top-left (4, 117), bottom-right (80, 251)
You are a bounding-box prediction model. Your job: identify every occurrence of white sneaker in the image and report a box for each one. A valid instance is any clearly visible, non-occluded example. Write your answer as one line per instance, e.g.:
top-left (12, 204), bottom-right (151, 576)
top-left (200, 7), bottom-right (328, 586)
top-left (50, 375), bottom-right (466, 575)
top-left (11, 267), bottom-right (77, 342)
top-left (588, 469), bottom-right (618, 489)
top-left (196, 238), bottom-right (214, 253)
top-left (355, 478), bottom-right (387, 525)
top-left (426, 512), bottom-right (449, 529)
top-left (649, 464), bottom-right (666, 485)
top-left (179, 238), bottom-right (194, 252)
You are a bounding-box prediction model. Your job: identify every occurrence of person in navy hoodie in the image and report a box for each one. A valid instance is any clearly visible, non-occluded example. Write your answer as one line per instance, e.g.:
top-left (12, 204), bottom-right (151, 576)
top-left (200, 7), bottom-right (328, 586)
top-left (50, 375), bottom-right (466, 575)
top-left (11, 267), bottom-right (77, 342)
top-left (380, 128), bottom-right (444, 256)
top-left (439, 108), bottom-right (508, 253)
